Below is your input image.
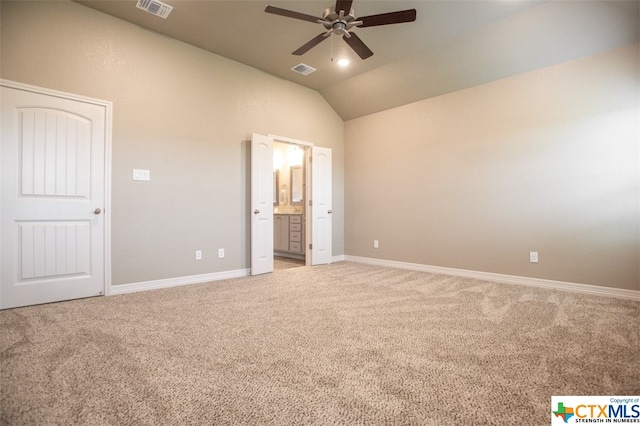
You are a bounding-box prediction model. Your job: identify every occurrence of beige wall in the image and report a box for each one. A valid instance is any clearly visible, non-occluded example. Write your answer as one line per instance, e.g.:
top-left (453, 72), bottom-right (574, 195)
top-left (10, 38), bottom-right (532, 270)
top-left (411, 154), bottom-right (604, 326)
top-left (1, 1), bottom-right (344, 285)
top-left (2, 1), bottom-right (638, 292)
top-left (345, 43), bottom-right (639, 291)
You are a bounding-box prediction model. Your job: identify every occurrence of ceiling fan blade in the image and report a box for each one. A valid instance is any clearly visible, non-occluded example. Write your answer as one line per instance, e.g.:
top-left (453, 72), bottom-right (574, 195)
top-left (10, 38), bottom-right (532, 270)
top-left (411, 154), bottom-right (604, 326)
top-left (358, 9), bottom-right (417, 27)
top-left (265, 5), bottom-right (321, 24)
top-left (293, 33), bottom-right (329, 55)
top-left (335, 0), bottom-right (353, 15)
top-left (343, 33), bottom-right (373, 59)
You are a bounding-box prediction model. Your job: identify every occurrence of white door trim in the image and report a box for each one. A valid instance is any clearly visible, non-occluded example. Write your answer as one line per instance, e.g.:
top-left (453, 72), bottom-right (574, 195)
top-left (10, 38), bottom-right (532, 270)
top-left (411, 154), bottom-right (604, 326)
top-left (0, 79), bottom-right (113, 297)
top-left (268, 134), bottom-right (313, 148)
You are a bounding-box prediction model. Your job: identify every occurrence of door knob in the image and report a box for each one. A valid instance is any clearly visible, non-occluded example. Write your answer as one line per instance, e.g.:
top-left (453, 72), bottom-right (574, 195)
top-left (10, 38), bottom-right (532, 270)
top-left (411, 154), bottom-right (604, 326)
top-left (254, 209), bottom-right (260, 214)
top-left (327, 210), bottom-right (333, 214)
top-left (93, 208), bottom-right (102, 215)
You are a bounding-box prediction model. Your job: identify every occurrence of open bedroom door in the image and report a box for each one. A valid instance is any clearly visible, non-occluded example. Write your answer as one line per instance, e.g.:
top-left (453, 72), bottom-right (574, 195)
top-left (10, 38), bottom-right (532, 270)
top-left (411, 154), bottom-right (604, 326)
top-left (310, 146), bottom-right (332, 265)
top-left (250, 133), bottom-right (274, 275)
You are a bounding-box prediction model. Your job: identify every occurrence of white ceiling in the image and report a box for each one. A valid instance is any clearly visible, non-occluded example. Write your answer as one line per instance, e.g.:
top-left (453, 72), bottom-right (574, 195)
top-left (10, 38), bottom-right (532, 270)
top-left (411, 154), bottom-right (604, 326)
top-left (76, 0), bottom-right (639, 120)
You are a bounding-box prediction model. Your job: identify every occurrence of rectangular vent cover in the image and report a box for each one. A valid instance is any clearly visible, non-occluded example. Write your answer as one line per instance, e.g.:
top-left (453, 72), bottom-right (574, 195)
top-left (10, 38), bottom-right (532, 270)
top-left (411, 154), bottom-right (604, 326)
top-left (136, 0), bottom-right (173, 19)
top-left (291, 63), bottom-right (317, 76)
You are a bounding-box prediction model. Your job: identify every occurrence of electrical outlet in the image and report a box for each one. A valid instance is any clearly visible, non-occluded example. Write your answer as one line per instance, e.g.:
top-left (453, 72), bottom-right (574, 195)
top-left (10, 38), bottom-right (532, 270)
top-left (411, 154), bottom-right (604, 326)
top-left (133, 169), bottom-right (150, 181)
top-left (218, 248), bottom-right (225, 259)
top-left (529, 251), bottom-right (538, 263)
top-left (373, 240), bottom-right (379, 249)
top-left (195, 250), bottom-right (202, 260)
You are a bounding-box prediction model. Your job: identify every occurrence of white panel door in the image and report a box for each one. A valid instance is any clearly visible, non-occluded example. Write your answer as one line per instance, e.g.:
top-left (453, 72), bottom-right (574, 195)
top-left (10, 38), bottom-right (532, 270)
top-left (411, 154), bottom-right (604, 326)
top-left (311, 146), bottom-right (332, 265)
top-left (1, 84), bottom-right (108, 309)
top-left (250, 133), bottom-right (274, 275)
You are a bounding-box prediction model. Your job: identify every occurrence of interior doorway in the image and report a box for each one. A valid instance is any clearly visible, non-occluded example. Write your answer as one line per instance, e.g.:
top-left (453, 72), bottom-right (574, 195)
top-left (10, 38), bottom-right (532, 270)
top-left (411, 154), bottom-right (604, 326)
top-left (250, 133), bottom-right (332, 276)
top-left (273, 141), bottom-right (307, 270)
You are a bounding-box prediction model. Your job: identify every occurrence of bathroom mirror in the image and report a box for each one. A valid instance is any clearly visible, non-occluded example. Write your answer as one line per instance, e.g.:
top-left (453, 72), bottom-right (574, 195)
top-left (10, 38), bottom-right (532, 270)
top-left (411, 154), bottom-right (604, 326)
top-left (290, 166), bottom-right (303, 205)
top-left (273, 170), bottom-right (279, 206)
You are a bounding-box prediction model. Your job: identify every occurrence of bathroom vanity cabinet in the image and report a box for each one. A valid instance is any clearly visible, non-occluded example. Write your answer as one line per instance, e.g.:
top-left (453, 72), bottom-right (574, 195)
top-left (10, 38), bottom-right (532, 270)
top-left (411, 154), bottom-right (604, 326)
top-left (274, 214), bottom-right (304, 256)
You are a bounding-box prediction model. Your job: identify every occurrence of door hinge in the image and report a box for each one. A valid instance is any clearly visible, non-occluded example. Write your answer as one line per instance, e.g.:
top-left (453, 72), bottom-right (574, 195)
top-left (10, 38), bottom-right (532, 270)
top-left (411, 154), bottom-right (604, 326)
top-left (309, 244), bottom-right (312, 250)
top-left (309, 200), bottom-right (313, 206)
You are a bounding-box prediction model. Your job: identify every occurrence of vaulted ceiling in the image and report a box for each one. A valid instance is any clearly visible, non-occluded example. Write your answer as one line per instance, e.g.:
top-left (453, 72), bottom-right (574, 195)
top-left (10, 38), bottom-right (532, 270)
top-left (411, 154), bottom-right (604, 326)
top-left (76, 0), bottom-right (639, 120)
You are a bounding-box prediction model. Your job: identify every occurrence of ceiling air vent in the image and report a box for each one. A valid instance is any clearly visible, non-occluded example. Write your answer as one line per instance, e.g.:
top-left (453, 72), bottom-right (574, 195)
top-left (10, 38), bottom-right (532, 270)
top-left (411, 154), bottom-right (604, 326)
top-left (136, 0), bottom-right (173, 19)
top-left (291, 63), bottom-right (317, 76)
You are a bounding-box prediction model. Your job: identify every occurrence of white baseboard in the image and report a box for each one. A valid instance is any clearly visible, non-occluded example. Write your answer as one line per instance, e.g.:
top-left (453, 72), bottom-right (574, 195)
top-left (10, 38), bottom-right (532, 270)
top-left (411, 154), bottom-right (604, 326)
top-left (343, 255), bottom-right (640, 301)
top-left (107, 258), bottom-right (638, 302)
top-left (108, 268), bottom-right (250, 296)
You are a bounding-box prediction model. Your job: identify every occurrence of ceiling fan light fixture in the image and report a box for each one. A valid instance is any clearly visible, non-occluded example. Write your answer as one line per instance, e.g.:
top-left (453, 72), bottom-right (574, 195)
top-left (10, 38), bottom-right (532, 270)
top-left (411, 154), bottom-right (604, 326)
top-left (337, 58), bottom-right (350, 67)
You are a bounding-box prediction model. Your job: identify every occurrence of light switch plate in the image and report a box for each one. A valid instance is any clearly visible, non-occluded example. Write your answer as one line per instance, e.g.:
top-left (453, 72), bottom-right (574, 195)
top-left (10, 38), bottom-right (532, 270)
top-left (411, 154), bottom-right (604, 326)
top-left (133, 169), bottom-right (150, 181)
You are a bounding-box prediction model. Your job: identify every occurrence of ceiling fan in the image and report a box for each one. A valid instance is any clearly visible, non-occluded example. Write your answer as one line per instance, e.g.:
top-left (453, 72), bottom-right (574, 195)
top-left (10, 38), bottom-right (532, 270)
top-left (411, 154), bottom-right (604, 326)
top-left (265, 0), bottom-right (417, 60)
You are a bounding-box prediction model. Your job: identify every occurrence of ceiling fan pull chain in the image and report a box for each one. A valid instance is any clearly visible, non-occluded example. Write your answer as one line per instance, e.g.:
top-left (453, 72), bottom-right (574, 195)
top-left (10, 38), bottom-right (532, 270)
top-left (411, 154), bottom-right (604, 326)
top-left (331, 36), bottom-right (334, 61)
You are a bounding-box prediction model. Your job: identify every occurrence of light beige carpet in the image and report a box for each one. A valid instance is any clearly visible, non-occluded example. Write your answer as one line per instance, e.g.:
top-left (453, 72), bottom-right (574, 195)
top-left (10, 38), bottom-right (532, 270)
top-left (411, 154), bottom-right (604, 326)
top-left (1, 262), bottom-right (638, 425)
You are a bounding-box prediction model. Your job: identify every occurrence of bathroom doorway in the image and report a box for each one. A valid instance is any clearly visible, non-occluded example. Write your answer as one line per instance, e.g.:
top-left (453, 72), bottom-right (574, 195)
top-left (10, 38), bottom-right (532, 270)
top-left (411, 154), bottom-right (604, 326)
top-left (273, 141), bottom-right (307, 270)
top-left (251, 133), bottom-right (332, 276)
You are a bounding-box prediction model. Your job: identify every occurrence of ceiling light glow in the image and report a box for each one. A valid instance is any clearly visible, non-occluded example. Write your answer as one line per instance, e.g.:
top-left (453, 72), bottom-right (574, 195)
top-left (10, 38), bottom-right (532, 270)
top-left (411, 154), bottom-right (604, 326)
top-left (337, 58), bottom-right (350, 67)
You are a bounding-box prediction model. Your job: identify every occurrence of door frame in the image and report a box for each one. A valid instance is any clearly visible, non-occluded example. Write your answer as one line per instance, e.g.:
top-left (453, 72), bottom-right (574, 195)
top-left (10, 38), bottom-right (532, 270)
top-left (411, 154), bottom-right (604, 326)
top-left (268, 134), bottom-right (314, 266)
top-left (0, 79), bottom-right (113, 298)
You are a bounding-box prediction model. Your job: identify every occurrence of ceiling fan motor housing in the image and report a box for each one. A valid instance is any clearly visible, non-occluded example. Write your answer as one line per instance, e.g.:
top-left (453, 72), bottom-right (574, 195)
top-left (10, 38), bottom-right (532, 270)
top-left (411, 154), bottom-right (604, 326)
top-left (322, 7), bottom-right (359, 35)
